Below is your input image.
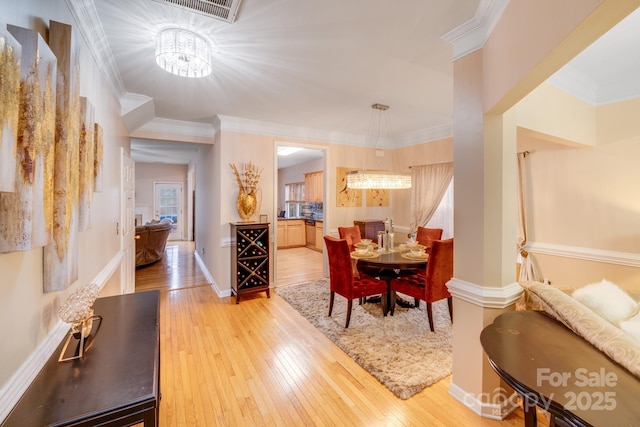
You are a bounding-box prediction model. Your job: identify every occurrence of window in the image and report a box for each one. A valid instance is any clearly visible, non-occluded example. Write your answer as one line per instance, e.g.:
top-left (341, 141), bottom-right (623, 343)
top-left (285, 182), bottom-right (305, 218)
top-left (285, 183), bottom-right (305, 202)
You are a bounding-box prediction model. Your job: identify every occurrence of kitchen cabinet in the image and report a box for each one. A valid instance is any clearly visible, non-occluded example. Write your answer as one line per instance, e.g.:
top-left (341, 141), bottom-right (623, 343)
top-left (230, 222), bottom-right (270, 303)
top-left (277, 219), bottom-right (305, 248)
top-left (304, 171), bottom-right (323, 202)
top-left (315, 221), bottom-right (323, 252)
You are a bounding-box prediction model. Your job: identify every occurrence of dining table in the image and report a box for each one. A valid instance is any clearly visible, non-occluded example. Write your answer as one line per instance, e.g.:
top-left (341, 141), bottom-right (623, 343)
top-left (352, 245), bottom-right (428, 315)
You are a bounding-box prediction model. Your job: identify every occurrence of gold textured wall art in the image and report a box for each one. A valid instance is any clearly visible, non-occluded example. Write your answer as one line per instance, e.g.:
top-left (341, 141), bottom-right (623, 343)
top-left (0, 25), bottom-right (56, 253)
top-left (78, 97), bottom-right (94, 231)
top-left (335, 166), bottom-right (362, 207)
top-left (44, 20), bottom-right (81, 293)
top-left (93, 123), bottom-right (103, 192)
top-left (0, 25), bottom-right (20, 193)
top-left (366, 188), bottom-right (389, 207)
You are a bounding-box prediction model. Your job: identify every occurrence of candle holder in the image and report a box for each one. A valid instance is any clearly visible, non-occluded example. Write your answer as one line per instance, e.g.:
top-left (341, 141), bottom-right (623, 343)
top-left (57, 283), bottom-right (103, 362)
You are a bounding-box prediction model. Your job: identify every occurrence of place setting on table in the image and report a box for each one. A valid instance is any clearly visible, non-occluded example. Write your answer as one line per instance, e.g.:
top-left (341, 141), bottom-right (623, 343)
top-left (349, 236), bottom-right (430, 265)
top-left (350, 235), bottom-right (429, 310)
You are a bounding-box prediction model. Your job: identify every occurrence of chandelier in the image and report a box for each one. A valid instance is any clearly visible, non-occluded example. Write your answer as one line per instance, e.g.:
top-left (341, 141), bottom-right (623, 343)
top-left (155, 28), bottom-right (212, 78)
top-left (346, 104), bottom-right (411, 189)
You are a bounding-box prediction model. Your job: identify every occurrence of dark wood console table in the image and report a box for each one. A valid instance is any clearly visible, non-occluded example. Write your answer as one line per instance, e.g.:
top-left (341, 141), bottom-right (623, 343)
top-left (480, 310), bottom-right (640, 427)
top-left (2, 290), bottom-right (160, 427)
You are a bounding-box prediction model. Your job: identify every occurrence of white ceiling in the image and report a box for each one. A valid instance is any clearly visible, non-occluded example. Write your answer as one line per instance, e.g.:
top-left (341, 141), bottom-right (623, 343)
top-left (83, 0), bottom-right (640, 165)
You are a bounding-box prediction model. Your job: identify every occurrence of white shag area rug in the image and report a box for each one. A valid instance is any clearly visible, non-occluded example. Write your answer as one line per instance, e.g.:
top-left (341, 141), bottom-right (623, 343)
top-left (275, 279), bottom-right (453, 399)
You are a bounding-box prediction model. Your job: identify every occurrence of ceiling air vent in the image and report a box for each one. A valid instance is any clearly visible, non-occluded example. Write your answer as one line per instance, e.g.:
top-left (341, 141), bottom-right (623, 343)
top-left (152, 0), bottom-right (242, 23)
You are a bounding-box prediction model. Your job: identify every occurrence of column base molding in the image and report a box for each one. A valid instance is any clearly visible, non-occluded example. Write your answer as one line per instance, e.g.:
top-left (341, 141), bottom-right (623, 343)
top-left (446, 278), bottom-right (522, 308)
top-left (449, 379), bottom-right (520, 420)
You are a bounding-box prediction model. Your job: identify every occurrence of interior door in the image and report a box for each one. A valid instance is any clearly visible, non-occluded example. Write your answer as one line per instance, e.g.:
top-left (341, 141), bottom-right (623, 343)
top-left (120, 148), bottom-right (136, 294)
top-left (154, 182), bottom-right (183, 241)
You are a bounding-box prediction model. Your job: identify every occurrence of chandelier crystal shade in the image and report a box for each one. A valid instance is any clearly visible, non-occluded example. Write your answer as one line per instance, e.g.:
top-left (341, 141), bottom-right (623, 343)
top-left (346, 170), bottom-right (411, 189)
top-left (155, 28), bottom-right (212, 78)
top-left (346, 103), bottom-right (412, 190)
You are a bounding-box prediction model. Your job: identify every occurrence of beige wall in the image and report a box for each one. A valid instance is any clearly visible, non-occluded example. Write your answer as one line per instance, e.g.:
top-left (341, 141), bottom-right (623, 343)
top-left (449, 0), bottom-right (640, 413)
top-left (518, 95), bottom-right (640, 290)
top-left (516, 83), bottom-right (597, 146)
top-left (0, 0), bottom-right (129, 389)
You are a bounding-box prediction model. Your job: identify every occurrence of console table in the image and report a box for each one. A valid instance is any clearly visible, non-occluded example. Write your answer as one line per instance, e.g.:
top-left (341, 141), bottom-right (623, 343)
top-left (2, 290), bottom-right (160, 426)
top-left (480, 310), bottom-right (640, 427)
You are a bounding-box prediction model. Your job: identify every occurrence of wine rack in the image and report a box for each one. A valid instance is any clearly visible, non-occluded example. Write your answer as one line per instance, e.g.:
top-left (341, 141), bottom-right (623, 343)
top-left (230, 222), bottom-right (270, 303)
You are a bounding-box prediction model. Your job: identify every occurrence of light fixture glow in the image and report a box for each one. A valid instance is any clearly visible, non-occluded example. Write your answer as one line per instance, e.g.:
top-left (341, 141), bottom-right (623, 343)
top-left (277, 146), bottom-right (303, 156)
top-left (346, 170), bottom-right (412, 189)
top-left (346, 104), bottom-right (412, 189)
top-left (156, 28), bottom-right (212, 78)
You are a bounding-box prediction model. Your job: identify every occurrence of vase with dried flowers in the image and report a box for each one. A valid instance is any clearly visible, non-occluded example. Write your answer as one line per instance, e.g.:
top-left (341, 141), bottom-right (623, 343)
top-left (230, 162), bottom-right (262, 221)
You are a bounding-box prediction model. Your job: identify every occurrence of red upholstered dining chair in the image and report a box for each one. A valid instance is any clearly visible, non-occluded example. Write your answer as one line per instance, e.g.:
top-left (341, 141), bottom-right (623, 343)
top-left (338, 225), bottom-right (382, 289)
top-left (338, 225), bottom-right (362, 250)
top-left (415, 227), bottom-right (443, 251)
top-left (323, 236), bottom-right (388, 327)
top-left (390, 238), bottom-right (453, 331)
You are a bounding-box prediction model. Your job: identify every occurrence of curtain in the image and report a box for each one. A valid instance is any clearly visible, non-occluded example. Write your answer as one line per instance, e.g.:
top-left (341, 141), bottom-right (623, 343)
top-left (425, 179), bottom-right (454, 239)
top-left (410, 162), bottom-right (454, 233)
top-left (517, 152), bottom-right (540, 282)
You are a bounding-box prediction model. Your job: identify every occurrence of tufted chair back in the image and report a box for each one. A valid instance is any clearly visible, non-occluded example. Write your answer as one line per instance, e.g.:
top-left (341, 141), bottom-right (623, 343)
top-left (323, 235), bottom-right (388, 327)
top-left (390, 238), bottom-right (453, 331)
top-left (324, 236), bottom-right (355, 297)
top-left (424, 238), bottom-right (454, 303)
top-left (338, 226), bottom-right (362, 250)
top-left (416, 227), bottom-right (443, 251)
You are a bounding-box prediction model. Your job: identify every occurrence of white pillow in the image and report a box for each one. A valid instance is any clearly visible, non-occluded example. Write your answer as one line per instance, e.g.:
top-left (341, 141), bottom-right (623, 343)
top-left (620, 311), bottom-right (640, 343)
top-left (571, 279), bottom-right (638, 325)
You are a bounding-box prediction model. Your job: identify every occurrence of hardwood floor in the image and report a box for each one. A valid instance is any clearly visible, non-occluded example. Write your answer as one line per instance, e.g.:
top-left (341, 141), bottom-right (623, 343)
top-left (135, 242), bottom-right (542, 426)
top-left (276, 246), bottom-right (324, 287)
top-left (135, 242), bottom-right (210, 293)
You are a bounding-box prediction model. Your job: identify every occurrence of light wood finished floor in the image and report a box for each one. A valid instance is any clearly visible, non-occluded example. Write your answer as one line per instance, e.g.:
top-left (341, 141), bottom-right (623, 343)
top-left (276, 246), bottom-right (325, 287)
top-left (135, 242), bottom-right (543, 426)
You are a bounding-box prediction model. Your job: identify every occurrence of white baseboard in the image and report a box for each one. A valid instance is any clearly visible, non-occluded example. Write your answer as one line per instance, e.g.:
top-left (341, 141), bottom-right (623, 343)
top-left (193, 250), bottom-right (230, 298)
top-left (0, 250), bottom-right (122, 423)
top-left (0, 320), bottom-right (68, 422)
top-left (449, 380), bottom-right (519, 420)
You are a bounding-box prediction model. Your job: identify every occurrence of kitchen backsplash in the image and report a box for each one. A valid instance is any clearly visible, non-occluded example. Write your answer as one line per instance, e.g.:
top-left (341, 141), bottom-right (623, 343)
top-left (303, 202), bottom-right (323, 220)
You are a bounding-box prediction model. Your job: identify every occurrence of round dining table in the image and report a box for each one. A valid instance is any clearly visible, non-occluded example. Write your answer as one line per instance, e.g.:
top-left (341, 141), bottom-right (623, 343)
top-left (352, 247), bottom-right (428, 315)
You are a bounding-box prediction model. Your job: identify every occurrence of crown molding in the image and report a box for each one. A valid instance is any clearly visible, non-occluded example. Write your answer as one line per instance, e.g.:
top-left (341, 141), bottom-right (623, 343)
top-left (549, 65), bottom-right (640, 106)
top-left (134, 117), bottom-right (217, 140)
top-left (217, 115), bottom-right (366, 146)
top-left (396, 122), bottom-right (453, 147)
top-left (65, 0), bottom-right (126, 103)
top-left (441, 0), bottom-right (510, 61)
top-left (546, 64), bottom-right (599, 105)
top-left (217, 115), bottom-right (450, 147)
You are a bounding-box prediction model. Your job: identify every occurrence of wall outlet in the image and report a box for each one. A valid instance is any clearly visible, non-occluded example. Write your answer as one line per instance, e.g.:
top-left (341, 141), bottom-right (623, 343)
top-left (543, 278), bottom-right (551, 285)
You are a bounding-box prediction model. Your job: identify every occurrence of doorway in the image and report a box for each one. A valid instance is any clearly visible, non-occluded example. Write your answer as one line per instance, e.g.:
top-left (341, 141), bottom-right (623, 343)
top-left (274, 143), bottom-right (327, 286)
top-left (154, 182), bottom-right (183, 241)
